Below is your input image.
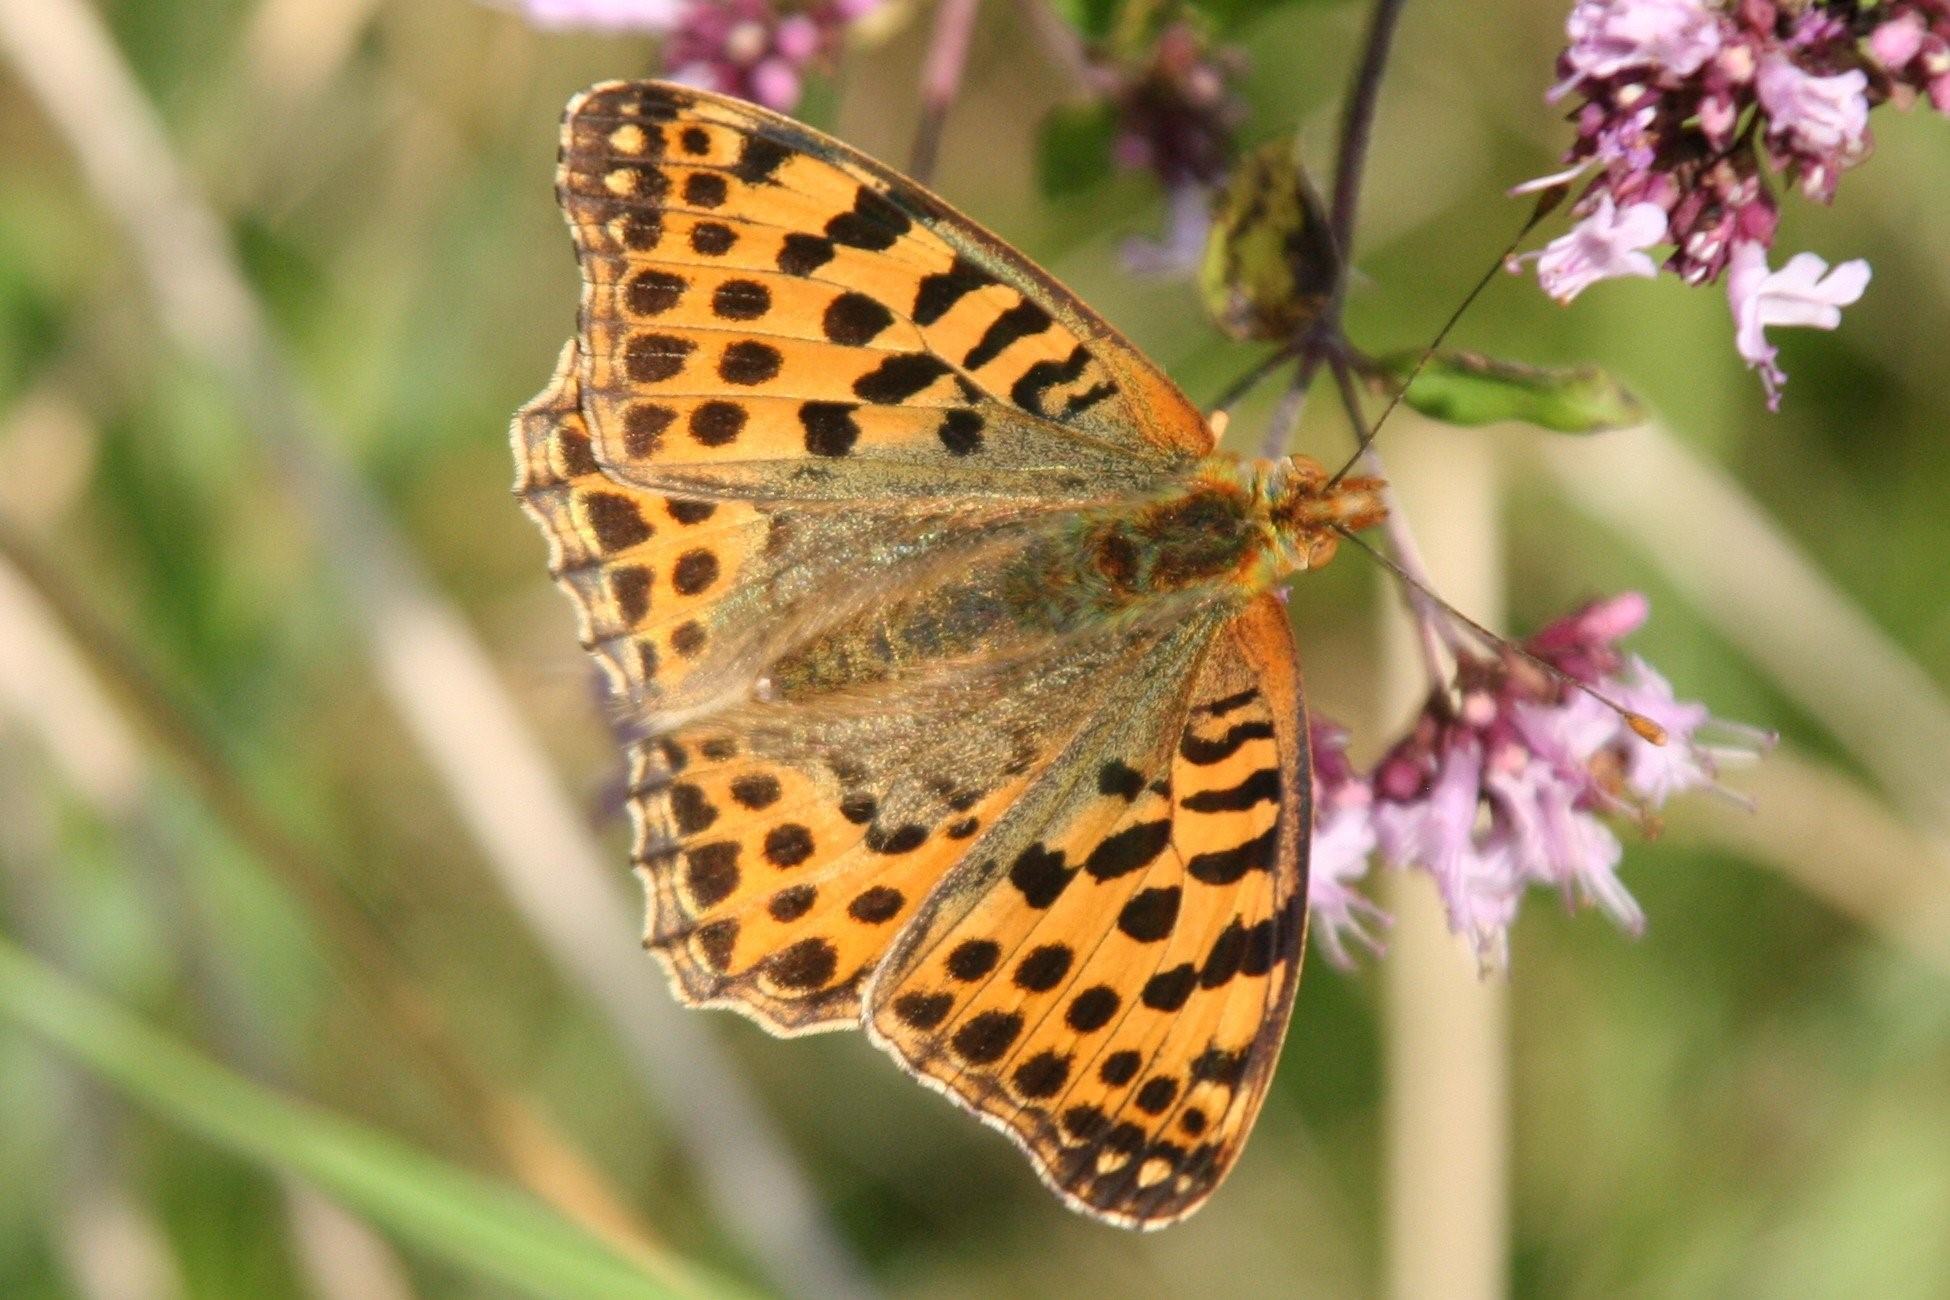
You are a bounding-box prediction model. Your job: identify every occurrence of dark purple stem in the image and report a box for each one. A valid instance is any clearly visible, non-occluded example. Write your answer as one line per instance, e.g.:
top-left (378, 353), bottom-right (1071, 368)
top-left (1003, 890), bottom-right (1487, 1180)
top-left (910, 0), bottom-right (983, 183)
top-left (1328, 0), bottom-right (1408, 273)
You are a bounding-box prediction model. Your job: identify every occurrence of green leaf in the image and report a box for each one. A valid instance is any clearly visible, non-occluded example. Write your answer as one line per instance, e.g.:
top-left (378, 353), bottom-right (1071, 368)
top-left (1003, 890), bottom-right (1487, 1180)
top-left (1199, 137), bottom-right (1337, 342)
top-left (1037, 101), bottom-right (1119, 199)
top-left (0, 936), bottom-right (743, 1300)
top-left (1374, 350), bottom-right (1647, 433)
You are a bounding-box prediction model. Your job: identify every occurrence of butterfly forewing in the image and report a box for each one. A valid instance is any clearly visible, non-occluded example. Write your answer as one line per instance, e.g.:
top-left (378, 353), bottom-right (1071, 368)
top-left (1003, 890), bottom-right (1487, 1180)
top-left (514, 80), bottom-right (1314, 1228)
top-left (557, 82), bottom-right (1212, 496)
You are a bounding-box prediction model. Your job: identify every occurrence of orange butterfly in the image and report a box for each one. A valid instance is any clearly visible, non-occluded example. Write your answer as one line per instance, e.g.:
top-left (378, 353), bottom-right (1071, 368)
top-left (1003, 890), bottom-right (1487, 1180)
top-left (512, 81), bottom-right (1383, 1227)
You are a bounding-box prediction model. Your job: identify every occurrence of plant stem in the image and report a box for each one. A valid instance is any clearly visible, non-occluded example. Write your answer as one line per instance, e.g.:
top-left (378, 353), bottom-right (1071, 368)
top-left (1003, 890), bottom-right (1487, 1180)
top-left (1376, 421), bottom-right (1509, 1300)
top-left (1327, 354), bottom-right (1454, 685)
top-left (1329, 0), bottom-right (1408, 266)
top-left (1261, 0), bottom-right (1408, 453)
top-left (909, 0), bottom-right (982, 183)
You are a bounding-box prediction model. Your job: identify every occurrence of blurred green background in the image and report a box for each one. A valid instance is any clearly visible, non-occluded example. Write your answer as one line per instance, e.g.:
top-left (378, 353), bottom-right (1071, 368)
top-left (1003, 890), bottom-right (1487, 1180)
top-left (2, 0), bottom-right (1948, 1296)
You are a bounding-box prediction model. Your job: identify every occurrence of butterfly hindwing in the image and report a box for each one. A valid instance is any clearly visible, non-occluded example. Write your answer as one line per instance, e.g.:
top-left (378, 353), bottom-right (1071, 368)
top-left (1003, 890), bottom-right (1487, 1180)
top-left (625, 614), bottom-right (1220, 1034)
top-left (866, 594), bottom-right (1310, 1227)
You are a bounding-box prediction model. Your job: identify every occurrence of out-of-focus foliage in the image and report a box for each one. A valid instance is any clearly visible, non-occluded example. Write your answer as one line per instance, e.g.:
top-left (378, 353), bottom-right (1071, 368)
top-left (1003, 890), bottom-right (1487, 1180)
top-left (1, 0), bottom-right (1948, 1296)
top-left (1037, 99), bottom-right (1121, 197)
top-left (0, 937), bottom-right (716, 1300)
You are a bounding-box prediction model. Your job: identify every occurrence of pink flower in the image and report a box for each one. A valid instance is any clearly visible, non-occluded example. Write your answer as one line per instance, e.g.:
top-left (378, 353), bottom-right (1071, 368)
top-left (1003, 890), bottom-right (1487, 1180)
top-left (1526, 196), bottom-right (1668, 303)
top-left (1355, 594), bottom-right (1765, 970)
top-left (1306, 720), bottom-right (1389, 969)
top-left (1374, 738), bottom-right (1484, 918)
top-left (1121, 184), bottom-right (1212, 277)
top-left (1309, 803), bottom-right (1389, 969)
top-left (1612, 657), bottom-right (1712, 802)
top-left (1524, 0), bottom-right (1935, 403)
top-left (1487, 739), bottom-right (1640, 936)
top-left (1726, 242), bottom-right (1871, 408)
top-left (1756, 55), bottom-right (1871, 158)
top-left (525, 0), bottom-right (881, 112)
top-left (1556, 0), bottom-right (1724, 96)
top-left (1871, 13), bottom-right (1929, 69)
top-left (524, 0), bottom-right (682, 29)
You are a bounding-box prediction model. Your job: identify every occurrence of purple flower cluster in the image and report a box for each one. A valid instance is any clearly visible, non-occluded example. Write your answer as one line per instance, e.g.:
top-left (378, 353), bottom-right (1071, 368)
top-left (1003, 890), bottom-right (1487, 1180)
top-left (1307, 594), bottom-right (1767, 971)
top-left (524, 0), bottom-right (883, 112)
top-left (1521, 0), bottom-right (1948, 406)
top-left (1109, 22), bottom-right (1248, 275)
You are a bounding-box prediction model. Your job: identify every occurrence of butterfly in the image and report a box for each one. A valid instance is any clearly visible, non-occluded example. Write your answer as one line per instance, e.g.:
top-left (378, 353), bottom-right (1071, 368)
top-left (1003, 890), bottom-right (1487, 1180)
top-left (511, 80), bottom-right (1384, 1228)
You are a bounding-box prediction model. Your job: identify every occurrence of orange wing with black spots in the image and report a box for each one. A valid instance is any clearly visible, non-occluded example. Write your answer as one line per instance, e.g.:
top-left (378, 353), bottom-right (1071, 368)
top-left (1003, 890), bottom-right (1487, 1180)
top-left (556, 80), bottom-right (1214, 502)
top-left (865, 595), bottom-right (1310, 1228)
top-left (515, 80), bottom-right (1316, 1228)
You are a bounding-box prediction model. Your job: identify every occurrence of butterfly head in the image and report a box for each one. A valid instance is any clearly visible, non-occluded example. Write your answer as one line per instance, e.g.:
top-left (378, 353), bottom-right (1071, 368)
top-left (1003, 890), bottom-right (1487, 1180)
top-left (1262, 455), bottom-right (1387, 576)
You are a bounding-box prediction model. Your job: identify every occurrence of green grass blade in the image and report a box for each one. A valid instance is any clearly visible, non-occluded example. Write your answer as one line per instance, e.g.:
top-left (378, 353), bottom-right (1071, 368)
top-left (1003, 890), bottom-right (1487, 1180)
top-left (0, 936), bottom-right (742, 1300)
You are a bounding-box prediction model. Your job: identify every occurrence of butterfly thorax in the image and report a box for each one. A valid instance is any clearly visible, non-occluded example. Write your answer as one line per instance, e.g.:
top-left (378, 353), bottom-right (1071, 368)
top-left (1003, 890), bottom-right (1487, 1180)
top-left (1070, 455), bottom-right (1387, 608)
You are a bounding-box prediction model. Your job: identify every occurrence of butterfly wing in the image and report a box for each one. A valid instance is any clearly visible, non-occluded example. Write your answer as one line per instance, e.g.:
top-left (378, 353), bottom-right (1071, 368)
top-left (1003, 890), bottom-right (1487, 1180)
top-left (556, 79), bottom-right (1214, 500)
top-left (865, 593), bottom-right (1310, 1227)
top-left (517, 81), bottom-right (1231, 1035)
top-left (516, 81), bottom-right (1311, 1223)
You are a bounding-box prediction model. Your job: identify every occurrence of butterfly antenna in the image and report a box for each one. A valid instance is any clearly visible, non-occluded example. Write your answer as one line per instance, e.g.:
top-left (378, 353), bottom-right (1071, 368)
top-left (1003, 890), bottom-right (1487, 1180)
top-left (1332, 524), bottom-right (1668, 744)
top-left (1324, 189), bottom-right (1563, 489)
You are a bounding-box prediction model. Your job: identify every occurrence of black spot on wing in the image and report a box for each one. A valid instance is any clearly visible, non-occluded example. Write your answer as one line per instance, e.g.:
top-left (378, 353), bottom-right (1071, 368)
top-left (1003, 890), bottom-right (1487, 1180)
top-left (584, 493), bottom-right (652, 552)
top-left (1010, 343), bottom-right (1090, 416)
top-left (961, 299), bottom-right (1051, 370)
top-left (623, 403), bottom-right (674, 456)
top-left (732, 135), bottom-right (790, 184)
top-left (1201, 687), bottom-right (1261, 717)
top-left (1066, 985), bottom-right (1119, 1031)
top-left (936, 408), bottom-right (984, 456)
top-left (611, 566), bottom-right (651, 624)
top-left (952, 1010), bottom-right (1022, 1064)
top-left (1083, 819), bottom-right (1172, 881)
top-left (1097, 760), bottom-right (1144, 801)
top-left (1008, 844), bottom-right (1071, 908)
top-left (777, 233), bottom-right (835, 276)
top-left (710, 279), bottom-right (770, 320)
top-left (683, 171), bottom-right (727, 208)
top-left (1141, 963), bottom-right (1196, 1011)
top-left (799, 401), bottom-right (860, 456)
top-left (1179, 720), bottom-right (1277, 765)
top-left (690, 400), bottom-right (745, 446)
top-left (913, 257), bottom-right (994, 325)
top-left (1240, 917), bottom-right (1278, 978)
top-left (1118, 886), bottom-right (1180, 942)
top-left (767, 936), bottom-right (837, 989)
top-left (1182, 768), bottom-right (1282, 813)
top-left (822, 291), bottom-right (895, 345)
top-left (625, 332), bottom-right (693, 383)
top-left (719, 340), bottom-right (781, 385)
top-left (894, 990), bottom-right (952, 1029)
top-left (825, 186), bottom-right (913, 251)
top-left (1063, 380), bottom-right (1118, 418)
top-left (1185, 825), bottom-right (1278, 886)
top-left (1199, 920), bottom-right (1249, 988)
top-left (690, 221), bottom-right (736, 256)
top-left (854, 353), bottom-right (952, 403)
